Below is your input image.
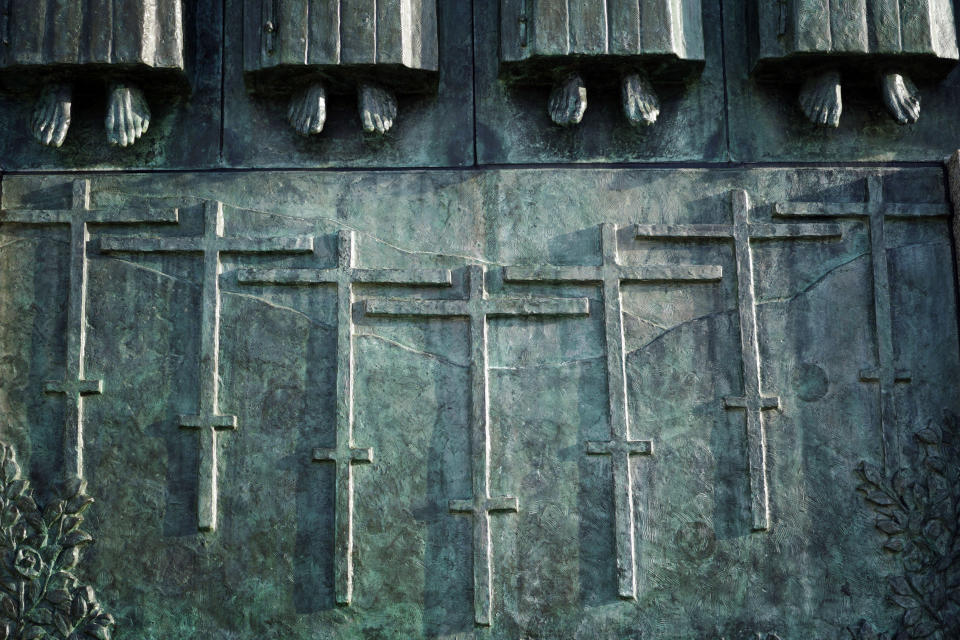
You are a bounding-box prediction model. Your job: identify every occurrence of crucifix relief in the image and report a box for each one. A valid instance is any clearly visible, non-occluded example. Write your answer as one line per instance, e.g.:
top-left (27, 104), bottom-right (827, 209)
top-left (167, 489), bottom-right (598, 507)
top-left (504, 223), bottom-right (723, 600)
top-left (773, 176), bottom-right (950, 474)
top-left (0, 179), bottom-right (178, 483)
top-left (636, 190), bottom-right (842, 531)
top-left (100, 201), bottom-right (314, 532)
top-left (237, 229), bottom-right (452, 606)
top-left (364, 265), bottom-right (590, 626)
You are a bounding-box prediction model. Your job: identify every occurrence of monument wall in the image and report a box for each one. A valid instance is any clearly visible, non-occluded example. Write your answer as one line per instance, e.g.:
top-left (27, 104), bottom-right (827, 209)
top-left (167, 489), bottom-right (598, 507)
top-left (0, 1), bottom-right (958, 639)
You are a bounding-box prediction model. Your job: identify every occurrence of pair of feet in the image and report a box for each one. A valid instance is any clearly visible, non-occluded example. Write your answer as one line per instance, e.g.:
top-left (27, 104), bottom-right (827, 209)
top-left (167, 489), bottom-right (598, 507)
top-left (548, 72), bottom-right (661, 127)
top-left (287, 81), bottom-right (398, 136)
top-left (32, 82), bottom-right (150, 148)
top-left (799, 70), bottom-right (921, 127)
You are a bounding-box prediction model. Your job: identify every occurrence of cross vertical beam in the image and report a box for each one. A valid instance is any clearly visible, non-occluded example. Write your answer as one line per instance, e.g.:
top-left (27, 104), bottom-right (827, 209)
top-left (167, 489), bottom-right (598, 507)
top-left (0, 179), bottom-right (178, 483)
top-left (504, 223), bottom-right (721, 599)
top-left (364, 265), bottom-right (589, 626)
top-left (100, 201), bottom-right (314, 531)
top-left (774, 176), bottom-right (948, 473)
top-left (238, 229), bottom-right (451, 605)
top-left (636, 190), bottom-right (842, 531)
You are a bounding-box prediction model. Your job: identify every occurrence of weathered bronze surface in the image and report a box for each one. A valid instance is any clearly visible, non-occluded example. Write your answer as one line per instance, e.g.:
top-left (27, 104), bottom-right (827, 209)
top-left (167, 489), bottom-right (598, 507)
top-left (0, 1), bottom-right (958, 638)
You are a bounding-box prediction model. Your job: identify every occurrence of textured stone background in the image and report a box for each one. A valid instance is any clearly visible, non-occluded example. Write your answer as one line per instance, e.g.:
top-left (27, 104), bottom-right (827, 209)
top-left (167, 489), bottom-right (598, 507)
top-left (1, 0), bottom-right (960, 638)
top-left (2, 168), bottom-right (958, 639)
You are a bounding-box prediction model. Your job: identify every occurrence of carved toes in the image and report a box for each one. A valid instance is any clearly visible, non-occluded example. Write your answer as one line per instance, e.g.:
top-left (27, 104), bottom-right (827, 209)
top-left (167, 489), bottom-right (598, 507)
top-left (358, 83), bottom-right (397, 134)
top-left (798, 70), bottom-right (842, 128)
top-left (288, 83), bottom-right (327, 136)
top-left (548, 73), bottom-right (587, 126)
top-left (106, 83), bottom-right (151, 147)
top-left (882, 72), bottom-right (920, 125)
top-left (31, 83), bottom-right (72, 148)
top-left (622, 72), bottom-right (660, 127)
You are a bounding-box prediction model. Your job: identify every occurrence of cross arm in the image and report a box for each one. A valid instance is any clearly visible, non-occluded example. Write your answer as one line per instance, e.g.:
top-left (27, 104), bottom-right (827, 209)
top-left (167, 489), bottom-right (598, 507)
top-left (485, 297), bottom-right (590, 317)
top-left (774, 201), bottom-right (948, 219)
top-left (1, 209), bottom-right (77, 224)
top-left (1, 208), bottom-right (177, 225)
top-left (746, 223), bottom-right (842, 239)
top-left (634, 224), bottom-right (733, 239)
top-left (364, 298), bottom-right (470, 317)
top-left (880, 203), bottom-right (950, 218)
top-left (220, 237), bottom-right (314, 253)
top-left (352, 269), bottom-right (453, 286)
top-left (618, 265), bottom-right (723, 283)
top-left (100, 236), bottom-right (202, 253)
top-left (773, 202), bottom-right (870, 218)
top-left (237, 268), bottom-right (339, 285)
top-left (503, 265), bottom-right (603, 283)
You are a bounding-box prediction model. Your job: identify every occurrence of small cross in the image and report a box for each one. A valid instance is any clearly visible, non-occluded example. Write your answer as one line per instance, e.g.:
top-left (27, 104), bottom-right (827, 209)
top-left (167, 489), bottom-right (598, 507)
top-left (101, 201), bottom-right (314, 531)
top-left (505, 223), bottom-right (722, 599)
top-left (365, 265), bottom-right (589, 626)
top-left (1, 179), bottom-right (178, 482)
top-left (636, 190), bottom-right (842, 531)
top-left (238, 229), bottom-right (451, 605)
top-left (774, 175), bottom-right (948, 473)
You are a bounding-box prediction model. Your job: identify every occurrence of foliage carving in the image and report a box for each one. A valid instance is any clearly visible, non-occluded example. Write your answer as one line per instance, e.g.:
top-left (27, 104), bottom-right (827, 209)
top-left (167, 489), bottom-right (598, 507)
top-left (854, 414), bottom-right (960, 640)
top-left (0, 443), bottom-right (115, 640)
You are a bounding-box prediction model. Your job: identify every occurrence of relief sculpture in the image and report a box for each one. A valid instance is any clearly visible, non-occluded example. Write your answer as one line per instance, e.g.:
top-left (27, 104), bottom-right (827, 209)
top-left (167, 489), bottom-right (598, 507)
top-left (0, 0), bottom-right (187, 148)
top-left (752, 0), bottom-right (960, 126)
top-left (499, 0), bottom-right (706, 126)
top-left (243, 0), bottom-right (439, 135)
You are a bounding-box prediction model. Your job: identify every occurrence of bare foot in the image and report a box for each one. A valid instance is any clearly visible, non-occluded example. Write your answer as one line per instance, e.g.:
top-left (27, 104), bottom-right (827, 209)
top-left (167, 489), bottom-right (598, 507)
top-left (622, 72), bottom-right (660, 126)
top-left (358, 83), bottom-right (397, 134)
top-left (287, 82), bottom-right (327, 135)
top-left (798, 70), bottom-right (842, 128)
top-left (31, 83), bottom-right (72, 148)
top-left (882, 72), bottom-right (920, 124)
top-left (105, 83), bottom-right (150, 147)
top-left (548, 73), bottom-right (587, 126)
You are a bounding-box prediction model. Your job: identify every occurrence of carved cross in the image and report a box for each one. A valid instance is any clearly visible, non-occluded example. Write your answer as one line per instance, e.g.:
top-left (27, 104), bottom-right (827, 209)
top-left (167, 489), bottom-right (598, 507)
top-left (0, 179), bottom-right (178, 483)
top-left (237, 229), bottom-right (452, 606)
top-left (100, 201), bottom-right (314, 532)
top-left (364, 265), bottom-right (589, 626)
top-left (636, 190), bottom-right (842, 531)
top-left (503, 223), bottom-right (723, 600)
top-left (773, 175), bottom-right (949, 473)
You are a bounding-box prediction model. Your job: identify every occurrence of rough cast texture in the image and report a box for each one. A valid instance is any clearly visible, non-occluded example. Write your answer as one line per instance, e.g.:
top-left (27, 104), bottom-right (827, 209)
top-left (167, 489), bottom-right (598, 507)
top-left (1, 167), bottom-right (958, 638)
top-left (0, 0), bottom-right (958, 638)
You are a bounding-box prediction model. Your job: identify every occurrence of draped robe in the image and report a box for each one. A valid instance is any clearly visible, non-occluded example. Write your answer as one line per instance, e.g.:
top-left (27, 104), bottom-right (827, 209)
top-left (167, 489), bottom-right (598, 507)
top-left (243, 0), bottom-right (439, 96)
top-left (499, 0), bottom-right (706, 85)
top-left (0, 0), bottom-right (186, 89)
top-left (752, 0), bottom-right (959, 82)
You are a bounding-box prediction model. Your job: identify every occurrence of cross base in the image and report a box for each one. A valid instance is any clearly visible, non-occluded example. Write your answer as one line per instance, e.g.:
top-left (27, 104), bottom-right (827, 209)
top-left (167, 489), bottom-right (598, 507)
top-left (723, 395), bottom-right (781, 411)
top-left (860, 367), bottom-right (912, 383)
top-left (585, 439), bottom-right (653, 457)
top-left (180, 414), bottom-right (238, 430)
top-left (449, 496), bottom-right (519, 515)
top-left (45, 378), bottom-right (103, 397)
top-left (313, 447), bottom-right (374, 464)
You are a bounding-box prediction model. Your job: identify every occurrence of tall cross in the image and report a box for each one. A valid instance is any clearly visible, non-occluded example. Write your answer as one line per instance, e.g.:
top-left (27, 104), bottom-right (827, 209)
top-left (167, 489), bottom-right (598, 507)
top-left (503, 223), bottom-right (723, 600)
top-left (636, 190), bottom-right (842, 531)
top-left (100, 201), bottom-right (314, 532)
top-left (0, 180), bottom-right (178, 483)
top-left (773, 176), bottom-right (949, 473)
top-left (364, 265), bottom-right (590, 626)
top-left (237, 229), bottom-right (452, 606)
